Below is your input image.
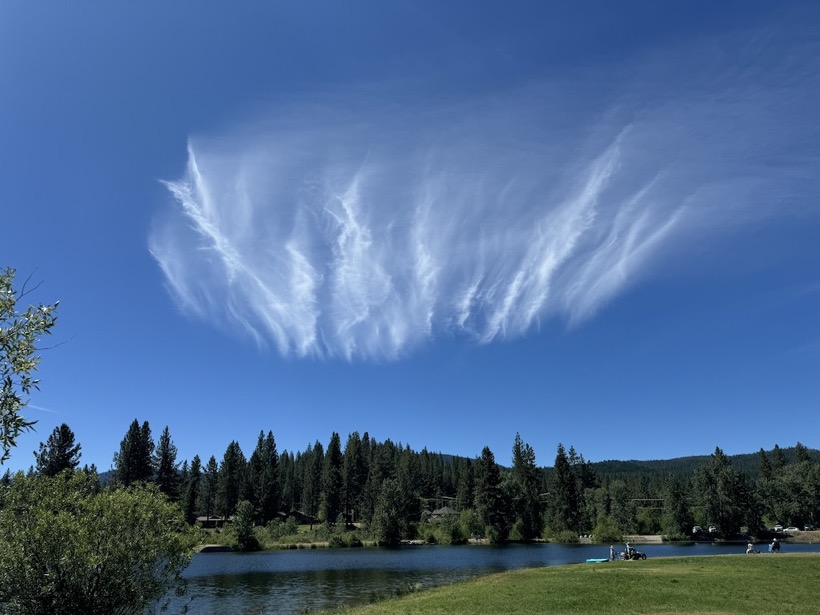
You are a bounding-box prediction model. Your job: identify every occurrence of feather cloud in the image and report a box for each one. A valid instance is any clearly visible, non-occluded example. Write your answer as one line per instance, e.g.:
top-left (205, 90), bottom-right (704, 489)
top-left (150, 31), bottom-right (819, 360)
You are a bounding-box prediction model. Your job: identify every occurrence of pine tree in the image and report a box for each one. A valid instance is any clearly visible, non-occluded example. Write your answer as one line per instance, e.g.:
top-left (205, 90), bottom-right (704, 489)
top-left (154, 426), bottom-right (179, 500)
top-left (567, 446), bottom-right (598, 530)
top-left (203, 455), bottom-right (219, 523)
top-left (183, 455), bottom-right (202, 525)
top-left (758, 448), bottom-right (773, 480)
top-left (113, 419), bottom-right (154, 485)
top-left (217, 441), bottom-right (246, 519)
top-left (694, 446), bottom-right (751, 536)
top-left (34, 423), bottom-right (81, 476)
top-left (396, 445), bottom-right (422, 526)
top-left (279, 451), bottom-right (297, 513)
top-left (322, 432), bottom-right (344, 524)
top-left (262, 431), bottom-right (281, 521)
top-left (474, 446), bottom-right (509, 543)
top-left (249, 430), bottom-right (280, 523)
top-left (364, 438), bottom-right (397, 524)
top-left (511, 433), bottom-right (542, 540)
top-left (342, 432), bottom-right (368, 523)
top-left (455, 458), bottom-right (474, 512)
top-left (248, 432), bottom-right (266, 515)
top-left (795, 442), bottom-right (811, 464)
top-left (547, 443), bottom-right (580, 533)
top-left (661, 476), bottom-right (693, 537)
top-left (301, 441), bottom-right (323, 528)
top-left (771, 444), bottom-right (787, 471)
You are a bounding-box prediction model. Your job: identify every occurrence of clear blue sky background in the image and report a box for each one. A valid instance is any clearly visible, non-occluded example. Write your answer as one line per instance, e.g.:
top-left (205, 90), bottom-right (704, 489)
top-left (2, 1), bottom-right (819, 473)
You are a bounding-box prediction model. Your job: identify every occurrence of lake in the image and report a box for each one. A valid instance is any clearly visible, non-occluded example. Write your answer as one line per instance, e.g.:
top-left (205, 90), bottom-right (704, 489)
top-left (168, 542), bottom-right (820, 614)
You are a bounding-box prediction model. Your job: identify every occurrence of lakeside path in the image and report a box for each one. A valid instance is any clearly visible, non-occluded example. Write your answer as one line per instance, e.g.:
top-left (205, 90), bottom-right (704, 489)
top-left (331, 553), bottom-right (820, 615)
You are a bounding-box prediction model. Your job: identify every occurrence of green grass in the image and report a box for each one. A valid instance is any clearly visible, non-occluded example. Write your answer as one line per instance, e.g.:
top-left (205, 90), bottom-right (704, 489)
top-left (330, 554), bottom-right (820, 615)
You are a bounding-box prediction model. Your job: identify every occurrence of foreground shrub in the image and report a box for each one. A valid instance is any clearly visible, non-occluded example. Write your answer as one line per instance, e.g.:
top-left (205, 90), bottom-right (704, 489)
top-left (0, 471), bottom-right (196, 615)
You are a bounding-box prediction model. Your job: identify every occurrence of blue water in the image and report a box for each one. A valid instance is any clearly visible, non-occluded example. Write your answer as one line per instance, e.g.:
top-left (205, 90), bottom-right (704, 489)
top-left (168, 542), bottom-right (820, 614)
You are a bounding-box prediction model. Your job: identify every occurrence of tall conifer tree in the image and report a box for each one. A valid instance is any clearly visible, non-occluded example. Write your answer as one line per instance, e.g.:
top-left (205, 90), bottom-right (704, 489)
top-left (217, 441), bottom-right (246, 519)
top-left (474, 446), bottom-right (509, 543)
top-left (547, 443), bottom-right (580, 533)
top-left (301, 441), bottom-right (323, 528)
top-left (183, 455), bottom-right (202, 524)
top-left (343, 432), bottom-right (367, 523)
top-left (249, 430), bottom-right (281, 523)
top-left (113, 419), bottom-right (154, 485)
top-left (34, 423), bottom-right (81, 476)
top-left (511, 433), bottom-right (542, 540)
top-left (154, 425), bottom-right (179, 500)
top-left (203, 455), bottom-right (219, 522)
top-left (322, 432), bottom-right (344, 523)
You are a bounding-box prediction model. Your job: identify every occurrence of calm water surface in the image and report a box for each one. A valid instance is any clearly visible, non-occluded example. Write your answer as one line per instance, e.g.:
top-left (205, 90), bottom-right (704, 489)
top-left (169, 542), bottom-right (820, 614)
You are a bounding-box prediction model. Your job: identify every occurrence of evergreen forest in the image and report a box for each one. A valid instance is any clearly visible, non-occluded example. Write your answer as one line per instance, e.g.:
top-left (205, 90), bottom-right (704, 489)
top-left (16, 420), bottom-right (819, 547)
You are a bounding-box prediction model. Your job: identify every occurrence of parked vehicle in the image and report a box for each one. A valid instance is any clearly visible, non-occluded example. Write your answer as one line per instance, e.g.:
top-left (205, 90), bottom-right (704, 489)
top-left (805, 524), bottom-right (815, 531)
top-left (692, 525), bottom-right (703, 534)
top-left (708, 526), bottom-right (717, 533)
top-left (784, 527), bottom-right (799, 533)
top-left (773, 524), bottom-right (784, 532)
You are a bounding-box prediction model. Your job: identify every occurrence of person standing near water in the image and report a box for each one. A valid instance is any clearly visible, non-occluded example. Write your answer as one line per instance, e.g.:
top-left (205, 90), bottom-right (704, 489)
top-left (610, 545), bottom-right (615, 560)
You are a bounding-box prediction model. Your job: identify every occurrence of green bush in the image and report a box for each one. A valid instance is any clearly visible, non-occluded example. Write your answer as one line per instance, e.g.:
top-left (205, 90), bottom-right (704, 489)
top-left (554, 530), bottom-right (579, 543)
top-left (460, 508), bottom-right (483, 540)
top-left (0, 471), bottom-right (196, 615)
top-left (418, 517), bottom-right (468, 546)
top-left (592, 514), bottom-right (623, 543)
top-left (265, 516), bottom-right (312, 546)
top-left (445, 520), bottom-right (467, 545)
top-left (509, 519), bottom-right (525, 541)
top-left (485, 524), bottom-right (507, 544)
top-left (230, 500), bottom-right (261, 551)
top-left (266, 518), bottom-right (285, 540)
top-left (327, 529), bottom-right (364, 548)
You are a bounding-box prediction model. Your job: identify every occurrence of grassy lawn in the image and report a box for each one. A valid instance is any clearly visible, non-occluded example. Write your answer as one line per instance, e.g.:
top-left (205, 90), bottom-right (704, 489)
top-left (331, 554), bottom-right (820, 615)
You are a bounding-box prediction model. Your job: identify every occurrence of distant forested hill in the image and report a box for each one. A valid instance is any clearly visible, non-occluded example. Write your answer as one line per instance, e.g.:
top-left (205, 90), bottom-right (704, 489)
top-left (588, 446), bottom-right (820, 482)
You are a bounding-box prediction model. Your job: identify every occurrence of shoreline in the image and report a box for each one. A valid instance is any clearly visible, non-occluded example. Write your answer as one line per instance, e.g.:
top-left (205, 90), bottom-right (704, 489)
top-left (196, 531), bottom-right (818, 553)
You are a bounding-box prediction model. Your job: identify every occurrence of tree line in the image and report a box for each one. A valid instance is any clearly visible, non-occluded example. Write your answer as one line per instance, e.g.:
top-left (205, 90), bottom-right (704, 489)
top-left (22, 419), bottom-right (820, 545)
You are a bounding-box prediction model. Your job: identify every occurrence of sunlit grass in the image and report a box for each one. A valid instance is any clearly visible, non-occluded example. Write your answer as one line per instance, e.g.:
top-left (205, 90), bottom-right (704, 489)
top-left (330, 554), bottom-right (820, 615)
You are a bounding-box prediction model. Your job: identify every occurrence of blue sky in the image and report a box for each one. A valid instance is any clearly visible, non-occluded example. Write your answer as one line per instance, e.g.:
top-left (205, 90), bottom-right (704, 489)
top-left (2, 1), bottom-right (819, 473)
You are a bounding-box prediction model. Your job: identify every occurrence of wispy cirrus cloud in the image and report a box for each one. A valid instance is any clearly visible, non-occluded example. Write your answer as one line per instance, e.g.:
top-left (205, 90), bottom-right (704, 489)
top-left (150, 24), bottom-right (819, 360)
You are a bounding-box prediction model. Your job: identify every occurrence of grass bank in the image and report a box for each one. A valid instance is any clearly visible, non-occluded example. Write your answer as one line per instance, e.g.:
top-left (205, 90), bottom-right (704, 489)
top-left (330, 553), bottom-right (820, 615)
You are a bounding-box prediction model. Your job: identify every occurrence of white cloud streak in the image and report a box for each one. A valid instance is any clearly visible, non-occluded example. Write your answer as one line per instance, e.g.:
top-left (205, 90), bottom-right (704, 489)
top-left (150, 24), bottom-right (819, 360)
